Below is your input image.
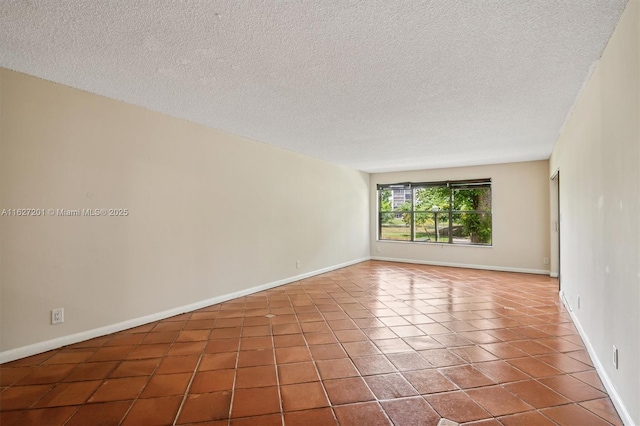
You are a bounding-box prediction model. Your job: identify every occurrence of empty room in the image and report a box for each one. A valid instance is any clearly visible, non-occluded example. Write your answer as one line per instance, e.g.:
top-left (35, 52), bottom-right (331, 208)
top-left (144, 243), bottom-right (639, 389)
top-left (0, 1), bottom-right (638, 425)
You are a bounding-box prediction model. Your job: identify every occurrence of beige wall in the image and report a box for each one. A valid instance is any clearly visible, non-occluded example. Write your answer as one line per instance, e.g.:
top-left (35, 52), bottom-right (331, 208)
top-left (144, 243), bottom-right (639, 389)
top-left (0, 69), bottom-right (370, 355)
top-left (550, 0), bottom-right (639, 423)
top-left (370, 160), bottom-right (550, 274)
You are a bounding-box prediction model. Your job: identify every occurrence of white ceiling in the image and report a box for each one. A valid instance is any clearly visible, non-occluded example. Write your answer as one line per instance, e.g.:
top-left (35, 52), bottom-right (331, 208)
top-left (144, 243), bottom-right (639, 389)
top-left (0, 1), bottom-right (627, 173)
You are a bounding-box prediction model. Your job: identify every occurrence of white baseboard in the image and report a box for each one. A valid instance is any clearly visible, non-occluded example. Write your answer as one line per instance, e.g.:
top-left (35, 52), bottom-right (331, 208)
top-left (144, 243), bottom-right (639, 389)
top-left (550, 272), bottom-right (559, 278)
top-left (0, 257), bottom-right (370, 364)
top-left (559, 291), bottom-right (635, 426)
top-left (371, 256), bottom-right (550, 275)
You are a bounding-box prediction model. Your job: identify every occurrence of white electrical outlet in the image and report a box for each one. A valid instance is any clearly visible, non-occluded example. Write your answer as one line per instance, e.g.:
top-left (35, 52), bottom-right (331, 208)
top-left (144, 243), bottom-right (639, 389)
top-left (613, 345), bottom-right (618, 369)
top-left (376, 247), bottom-right (381, 253)
top-left (51, 308), bottom-right (64, 325)
top-left (543, 257), bottom-right (549, 265)
top-left (296, 260), bottom-right (301, 269)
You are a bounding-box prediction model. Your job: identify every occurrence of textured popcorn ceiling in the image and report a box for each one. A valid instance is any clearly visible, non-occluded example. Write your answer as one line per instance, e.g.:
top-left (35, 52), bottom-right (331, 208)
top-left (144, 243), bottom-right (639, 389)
top-left (0, 1), bottom-right (627, 172)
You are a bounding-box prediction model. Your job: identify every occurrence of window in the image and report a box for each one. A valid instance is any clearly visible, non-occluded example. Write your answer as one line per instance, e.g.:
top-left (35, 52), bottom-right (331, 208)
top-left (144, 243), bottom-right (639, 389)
top-left (378, 179), bottom-right (492, 245)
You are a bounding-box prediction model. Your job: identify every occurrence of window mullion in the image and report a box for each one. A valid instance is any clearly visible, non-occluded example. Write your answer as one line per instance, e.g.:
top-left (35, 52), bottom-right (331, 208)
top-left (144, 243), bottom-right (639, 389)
top-left (448, 186), bottom-right (453, 244)
top-left (378, 189), bottom-right (383, 240)
top-left (410, 187), bottom-right (415, 241)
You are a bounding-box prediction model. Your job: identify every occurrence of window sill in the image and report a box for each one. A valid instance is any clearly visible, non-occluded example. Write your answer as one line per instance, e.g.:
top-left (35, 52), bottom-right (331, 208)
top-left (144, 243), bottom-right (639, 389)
top-left (376, 239), bottom-right (493, 248)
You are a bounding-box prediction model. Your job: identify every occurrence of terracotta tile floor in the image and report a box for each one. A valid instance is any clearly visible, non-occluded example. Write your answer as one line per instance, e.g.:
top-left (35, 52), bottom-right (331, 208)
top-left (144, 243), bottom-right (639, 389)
top-left (0, 261), bottom-right (624, 425)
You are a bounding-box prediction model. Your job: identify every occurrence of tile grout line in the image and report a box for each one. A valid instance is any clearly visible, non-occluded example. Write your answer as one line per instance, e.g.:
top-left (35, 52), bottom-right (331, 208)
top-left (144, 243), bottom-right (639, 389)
top-left (294, 285), bottom-right (340, 423)
top-left (265, 300), bottom-right (286, 426)
top-left (170, 312), bottom-right (207, 426)
top-left (219, 302), bottom-right (242, 426)
top-left (171, 354), bottom-right (203, 425)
